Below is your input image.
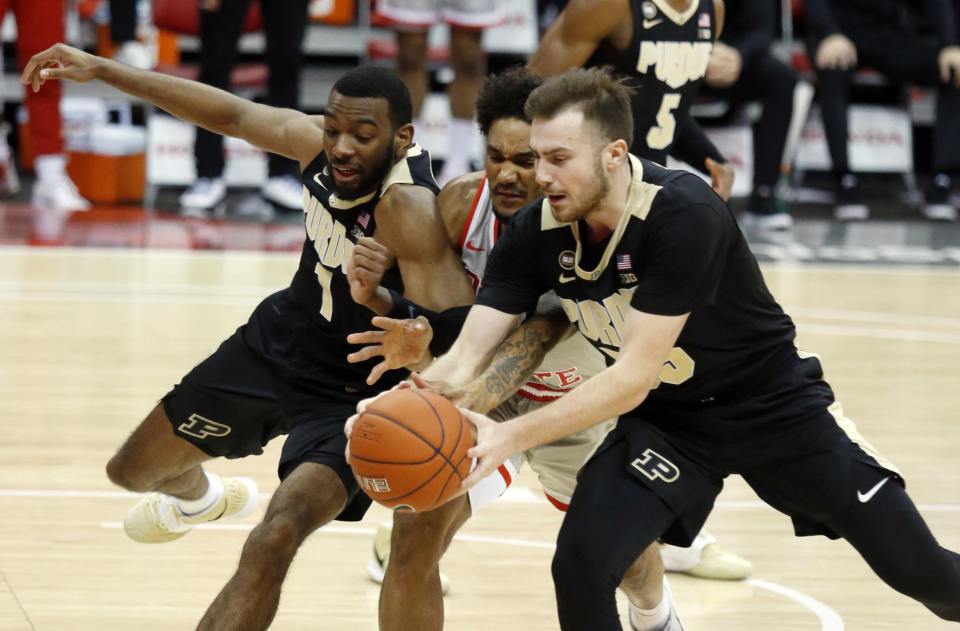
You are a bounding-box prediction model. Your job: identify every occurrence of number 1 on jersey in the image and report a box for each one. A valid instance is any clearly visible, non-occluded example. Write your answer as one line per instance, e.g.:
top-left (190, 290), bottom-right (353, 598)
top-left (646, 93), bottom-right (681, 150)
top-left (314, 262), bottom-right (334, 321)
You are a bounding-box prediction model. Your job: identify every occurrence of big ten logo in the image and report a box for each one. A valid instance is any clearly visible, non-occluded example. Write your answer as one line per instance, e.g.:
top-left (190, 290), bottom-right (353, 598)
top-left (531, 367), bottom-right (582, 389)
top-left (358, 475), bottom-right (391, 494)
top-left (631, 448), bottom-right (680, 483)
top-left (177, 413), bottom-right (232, 440)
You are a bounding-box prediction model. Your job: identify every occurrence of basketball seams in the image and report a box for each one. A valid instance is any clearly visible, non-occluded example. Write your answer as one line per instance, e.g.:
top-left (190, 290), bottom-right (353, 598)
top-left (350, 390), bottom-right (476, 511)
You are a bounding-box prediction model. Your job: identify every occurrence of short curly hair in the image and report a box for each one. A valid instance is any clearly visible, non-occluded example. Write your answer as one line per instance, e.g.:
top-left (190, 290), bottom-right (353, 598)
top-left (475, 66), bottom-right (544, 137)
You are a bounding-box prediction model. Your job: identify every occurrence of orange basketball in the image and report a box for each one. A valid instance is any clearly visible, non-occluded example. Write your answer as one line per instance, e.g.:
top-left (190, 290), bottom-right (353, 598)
top-left (347, 389), bottom-right (474, 512)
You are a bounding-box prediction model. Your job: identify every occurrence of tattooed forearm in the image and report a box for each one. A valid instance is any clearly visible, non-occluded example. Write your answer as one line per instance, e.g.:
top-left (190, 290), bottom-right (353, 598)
top-left (464, 313), bottom-right (569, 413)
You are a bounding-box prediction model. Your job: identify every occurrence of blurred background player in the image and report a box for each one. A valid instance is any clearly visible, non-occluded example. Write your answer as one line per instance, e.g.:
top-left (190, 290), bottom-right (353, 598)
top-left (528, 0), bottom-right (736, 202)
top-left (375, 0), bottom-right (504, 185)
top-left (805, 0), bottom-right (960, 221)
top-left (178, 0), bottom-right (309, 216)
top-left (0, 0), bottom-right (90, 210)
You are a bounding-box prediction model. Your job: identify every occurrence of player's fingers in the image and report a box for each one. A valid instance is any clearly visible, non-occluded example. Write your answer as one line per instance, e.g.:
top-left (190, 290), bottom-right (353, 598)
top-left (370, 316), bottom-right (407, 331)
top-left (366, 360), bottom-right (389, 386)
top-left (346, 329), bottom-right (385, 345)
top-left (409, 372), bottom-right (431, 390)
top-left (344, 413), bottom-right (358, 438)
top-left (346, 344), bottom-right (383, 364)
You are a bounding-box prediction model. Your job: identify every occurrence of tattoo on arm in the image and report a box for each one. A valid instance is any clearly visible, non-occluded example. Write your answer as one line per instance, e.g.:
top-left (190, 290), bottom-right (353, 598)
top-left (469, 315), bottom-right (569, 412)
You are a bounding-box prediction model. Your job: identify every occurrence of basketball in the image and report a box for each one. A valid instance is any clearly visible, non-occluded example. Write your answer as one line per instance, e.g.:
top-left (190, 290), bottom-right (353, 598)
top-left (347, 389), bottom-right (474, 512)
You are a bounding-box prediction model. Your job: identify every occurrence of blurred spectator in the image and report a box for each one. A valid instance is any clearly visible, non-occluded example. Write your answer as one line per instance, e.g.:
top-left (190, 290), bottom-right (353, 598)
top-left (0, 0), bottom-right (90, 210)
top-left (806, 0), bottom-right (960, 221)
top-left (110, 0), bottom-right (151, 69)
top-left (179, 0), bottom-right (308, 216)
top-left (375, 0), bottom-right (504, 186)
top-left (701, 0), bottom-right (800, 236)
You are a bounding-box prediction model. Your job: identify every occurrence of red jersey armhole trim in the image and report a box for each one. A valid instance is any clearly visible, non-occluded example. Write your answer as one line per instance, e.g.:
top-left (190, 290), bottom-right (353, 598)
top-left (459, 175), bottom-right (487, 248)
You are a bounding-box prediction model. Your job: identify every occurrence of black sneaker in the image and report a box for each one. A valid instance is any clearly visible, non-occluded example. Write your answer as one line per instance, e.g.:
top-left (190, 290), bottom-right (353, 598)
top-left (834, 173), bottom-right (869, 221)
top-left (923, 173), bottom-right (957, 221)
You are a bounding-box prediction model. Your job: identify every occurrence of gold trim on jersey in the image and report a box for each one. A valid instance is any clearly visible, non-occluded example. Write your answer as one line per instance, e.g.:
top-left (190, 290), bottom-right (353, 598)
top-left (826, 400), bottom-right (902, 477)
top-left (540, 198), bottom-right (571, 231)
top-left (650, 0), bottom-right (700, 26)
top-left (570, 154), bottom-right (661, 282)
top-left (381, 144), bottom-right (425, 193)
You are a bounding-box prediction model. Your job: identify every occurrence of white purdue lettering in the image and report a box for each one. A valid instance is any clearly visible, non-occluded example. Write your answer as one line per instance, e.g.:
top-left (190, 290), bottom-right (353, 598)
top-left (636, 41), bottom-right (713, 89)
top-left (306, 193), bottom-right (359, 321)
top-left (558, 288), bottom-right (637, 349)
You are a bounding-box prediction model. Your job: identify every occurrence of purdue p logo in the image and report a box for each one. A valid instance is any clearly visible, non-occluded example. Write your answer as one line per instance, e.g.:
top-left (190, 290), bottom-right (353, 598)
top-left (177, 413), bottom-right (232, 440)
top-left (631, 449), bottom-right (680, 483)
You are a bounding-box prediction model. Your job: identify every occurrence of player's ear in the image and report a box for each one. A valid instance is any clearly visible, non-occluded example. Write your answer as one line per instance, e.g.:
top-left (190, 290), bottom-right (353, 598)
top-left (604, 138), bottom-right (629, 170)
top-left (393, 123), bottom-right (414, 159)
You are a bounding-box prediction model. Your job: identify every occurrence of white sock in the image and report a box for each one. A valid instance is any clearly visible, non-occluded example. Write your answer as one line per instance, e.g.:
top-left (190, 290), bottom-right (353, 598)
top-left (438, 117), bottom-right (475, 182)
top-left (35, 154), bottom-right (69, 183)
top-left (176, 471), bottom-right (223, 516)
top-left (628, 579), bottom-right (672, 631)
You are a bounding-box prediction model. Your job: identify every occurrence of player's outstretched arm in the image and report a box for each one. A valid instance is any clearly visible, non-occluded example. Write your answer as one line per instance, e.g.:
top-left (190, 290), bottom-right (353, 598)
top-left (22, 43), bottom-right (321, 165)
top-left (460, 308), bottom-right (688, 492)
top-left (527, 0), bottom-right (630, 75)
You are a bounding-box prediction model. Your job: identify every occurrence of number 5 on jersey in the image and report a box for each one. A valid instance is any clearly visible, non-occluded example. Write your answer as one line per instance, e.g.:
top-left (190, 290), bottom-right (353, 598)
top-left (646, 93), bottom-right (681, 150)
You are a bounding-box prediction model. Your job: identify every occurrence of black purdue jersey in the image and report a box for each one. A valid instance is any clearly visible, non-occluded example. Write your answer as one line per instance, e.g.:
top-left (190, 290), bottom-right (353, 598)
top-left (475, 155), bottom-right (796, 405)
top-left (288, 144), bottom-right (439, 388)
top-left (586, 0), bottom-right (715, 161)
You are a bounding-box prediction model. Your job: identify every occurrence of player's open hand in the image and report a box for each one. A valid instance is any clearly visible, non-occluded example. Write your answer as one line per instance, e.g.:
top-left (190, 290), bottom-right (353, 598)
top-left (22, 44), bottom-right (100, 93)
top-left (347, 315), bottom-right (433, 384)
top-left (705, 157), bottom-right (734, 201)
top-left (457, 409), bottom-right (515, 493)
top-left (346, 237), bottom-right (393, 306)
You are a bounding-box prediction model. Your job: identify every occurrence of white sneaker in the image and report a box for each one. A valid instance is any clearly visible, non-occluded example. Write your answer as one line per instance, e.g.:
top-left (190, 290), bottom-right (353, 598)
top-left (660, 531), bottom-right (752, 580)
top-left (922, 203), bottom-right (957, 221)
top-left (180, 177), bottom-right (226, 215)
top-left (834, 203), bottom-right (870, 221)
top-left (113, 41), bottom-right (152, 69)
top-left (123, 475), bottom-right (259, 543)
top-left (261, 174), bottom-right (303, 210)
top-left (31, 174), bottom-right (91, 211)
top-left (628, 577), bottom-right (685, 631)
top-left (367, 521), bottom-right (451, 595)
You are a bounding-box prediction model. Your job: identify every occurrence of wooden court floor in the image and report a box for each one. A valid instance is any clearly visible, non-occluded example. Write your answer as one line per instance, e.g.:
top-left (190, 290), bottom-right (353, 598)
top-left (0, 246), bottom-right (958, 630)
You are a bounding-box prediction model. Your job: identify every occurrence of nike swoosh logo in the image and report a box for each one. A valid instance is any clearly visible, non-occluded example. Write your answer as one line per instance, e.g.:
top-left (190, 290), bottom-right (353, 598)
top-left (465, 240), bottom-right (485, 252)
top-left (857, 477), bottom-right (889, 503)
top-left (643, 18), bottom-right (664, 28)
top-left (313, 173), bottom-right (328, 189)
top-left (558, 274), bottom-right (576, 284)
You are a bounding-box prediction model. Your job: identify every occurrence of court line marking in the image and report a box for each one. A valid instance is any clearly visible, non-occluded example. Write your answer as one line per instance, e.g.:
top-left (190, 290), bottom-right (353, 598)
top-left (95, 520), bottom-right (844, 629)
top-left (2, 489), bottom-right (959, 514)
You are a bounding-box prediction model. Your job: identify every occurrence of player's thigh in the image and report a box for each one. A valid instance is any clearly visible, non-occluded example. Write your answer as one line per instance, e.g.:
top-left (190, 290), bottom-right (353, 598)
top-left (741, 402), bottom-right (902, 537)
top-left (161, 331), bottom-right (294, 461)
top-left (278, 400), bottom-right (373, 522)
top-left (510, 393), bottom-right (615, 508)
